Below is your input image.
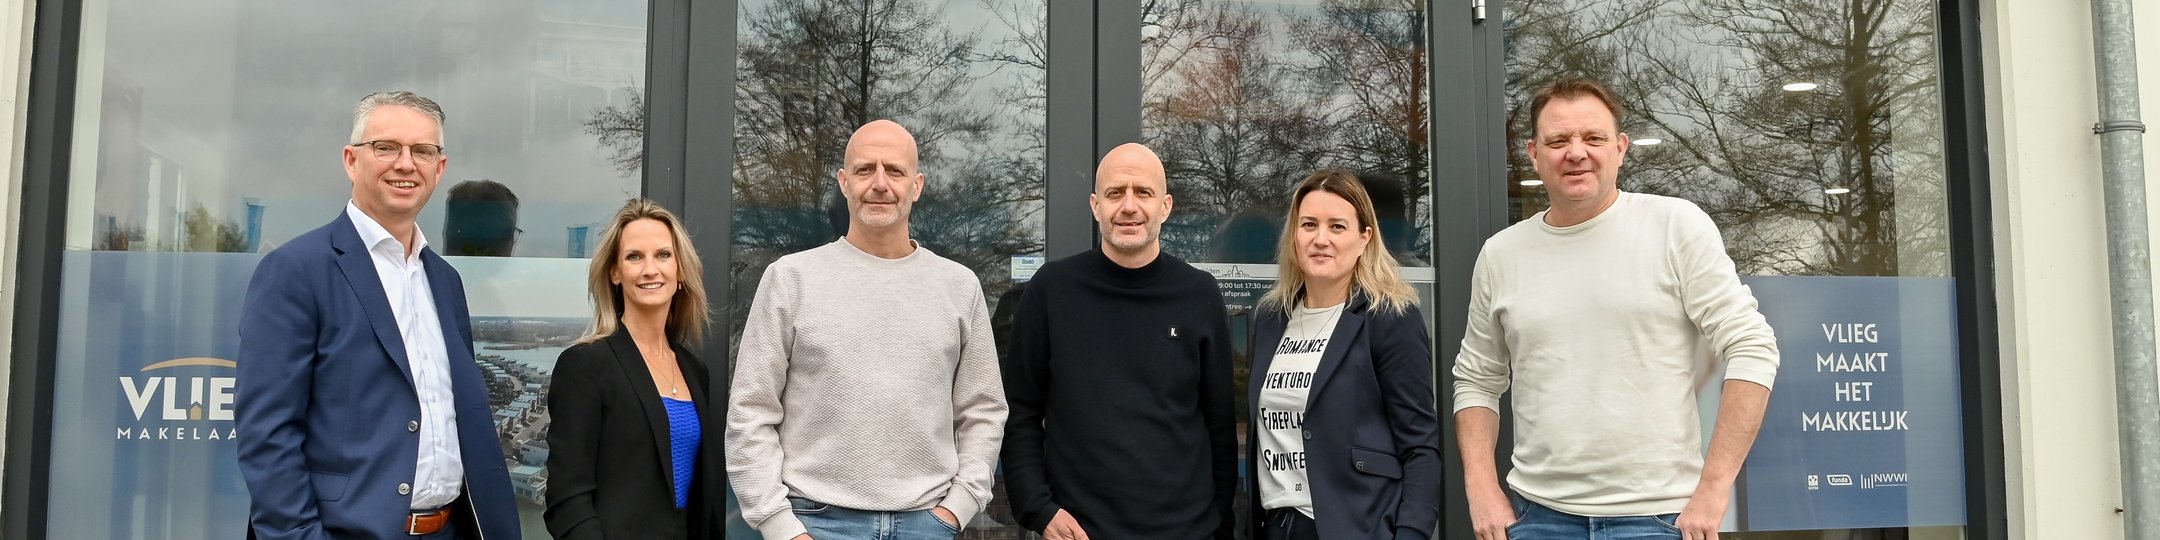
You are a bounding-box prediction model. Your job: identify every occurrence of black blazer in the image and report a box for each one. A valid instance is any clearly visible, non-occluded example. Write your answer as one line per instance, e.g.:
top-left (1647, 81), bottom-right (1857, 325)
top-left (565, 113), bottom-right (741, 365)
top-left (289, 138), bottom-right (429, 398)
top-left (1245, 292), bottom-right (1443, 540)
top-left (544, 328), bottom-right (721, 540)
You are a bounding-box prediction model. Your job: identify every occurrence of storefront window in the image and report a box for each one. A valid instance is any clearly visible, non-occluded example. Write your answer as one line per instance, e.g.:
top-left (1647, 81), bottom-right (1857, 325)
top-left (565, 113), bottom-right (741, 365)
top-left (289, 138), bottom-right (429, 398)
top-left (723, 0), bottom-right (1048, 536)
top-left (1141, 0), bottom-right (1433, 269)
top-left (1502, 0), bottom-right (1964, 536)
top-left (1137, 1), bottom-right (1434, 536)
top-left (46, 0), bottom-right (646, 537)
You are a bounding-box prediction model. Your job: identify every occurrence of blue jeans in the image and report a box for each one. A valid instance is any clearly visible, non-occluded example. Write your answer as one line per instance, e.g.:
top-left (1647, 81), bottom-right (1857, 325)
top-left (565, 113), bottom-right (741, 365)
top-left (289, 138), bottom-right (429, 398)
top-left (789, 497), bottom-right (959, 540)
top-left (1506, 493), bottom-right (1681, 540)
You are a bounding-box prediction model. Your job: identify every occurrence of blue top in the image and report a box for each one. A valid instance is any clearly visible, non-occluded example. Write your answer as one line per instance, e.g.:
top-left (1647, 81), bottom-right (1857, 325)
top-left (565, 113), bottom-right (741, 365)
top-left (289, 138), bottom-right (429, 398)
top-left (662, 397), bottom-right (700, 509)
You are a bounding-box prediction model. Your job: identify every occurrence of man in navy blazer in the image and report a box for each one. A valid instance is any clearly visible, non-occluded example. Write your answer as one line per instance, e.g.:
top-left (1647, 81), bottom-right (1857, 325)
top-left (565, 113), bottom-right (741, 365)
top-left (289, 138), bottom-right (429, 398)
top-left (236, 91), bottom-right (520, 540)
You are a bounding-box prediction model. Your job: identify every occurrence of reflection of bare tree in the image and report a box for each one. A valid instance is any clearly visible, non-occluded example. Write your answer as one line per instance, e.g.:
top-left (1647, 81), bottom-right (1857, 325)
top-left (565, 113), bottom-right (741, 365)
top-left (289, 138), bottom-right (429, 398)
top-left (1500, 0), bottom-right (1667, 219)
top-left (724, 0), bottom-right (1047, 344)
top-left (1143, 0), bottom-right (1433, 264)
top-left (1142, 0), bottom-right (1248, 95)
top-left (580, 2), bottom-right (1048, 354)
top-left (1289, 0), bottom-right (1432, 258)
top-left (977, 0), bottom-right (1048, 116)
top-left (1505, 0), bottom-right (1945, 276)
top-left (1153, 7), bottom-right (1323, 223)
top-left (585, 88), bottom-right (645, 177)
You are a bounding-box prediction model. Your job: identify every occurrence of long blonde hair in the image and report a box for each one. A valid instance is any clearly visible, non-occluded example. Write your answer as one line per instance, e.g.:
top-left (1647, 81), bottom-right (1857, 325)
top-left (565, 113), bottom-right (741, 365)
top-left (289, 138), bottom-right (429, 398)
top-left (1260, 170), bottom-right (1418, 316)
top-left (577, 199), bottom-right (711, 346)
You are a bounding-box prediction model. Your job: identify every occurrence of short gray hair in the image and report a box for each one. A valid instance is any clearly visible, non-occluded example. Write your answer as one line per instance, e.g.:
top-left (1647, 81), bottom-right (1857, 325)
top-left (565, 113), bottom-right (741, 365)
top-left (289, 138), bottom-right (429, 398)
top-left (349, 91), bottom-right (446, 145)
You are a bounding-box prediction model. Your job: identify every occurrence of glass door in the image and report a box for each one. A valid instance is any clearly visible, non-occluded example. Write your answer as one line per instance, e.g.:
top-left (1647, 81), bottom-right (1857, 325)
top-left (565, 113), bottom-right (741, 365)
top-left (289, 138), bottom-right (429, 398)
top-left (1465, 0), bottom-right (1972, 537)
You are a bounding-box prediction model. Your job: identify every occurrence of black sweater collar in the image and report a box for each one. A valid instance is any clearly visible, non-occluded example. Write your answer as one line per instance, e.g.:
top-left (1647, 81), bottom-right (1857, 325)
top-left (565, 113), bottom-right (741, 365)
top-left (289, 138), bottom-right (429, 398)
top-left (1086, 248), bottom-right (1175, 289)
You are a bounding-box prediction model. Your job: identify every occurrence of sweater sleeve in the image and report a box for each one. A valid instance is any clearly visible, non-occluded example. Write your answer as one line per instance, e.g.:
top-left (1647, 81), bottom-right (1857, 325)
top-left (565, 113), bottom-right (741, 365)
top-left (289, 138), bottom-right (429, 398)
top-left (1668, 203), bottom-right (1781, 388)
top-left (940, 284), bottom-right (1009, 528)
top-left (1451, 248), bottom-right (1513, 413)
top-left (998, 277), bottom-right (1061, 531)
top-left (723, 263), bottom-right (809, 540)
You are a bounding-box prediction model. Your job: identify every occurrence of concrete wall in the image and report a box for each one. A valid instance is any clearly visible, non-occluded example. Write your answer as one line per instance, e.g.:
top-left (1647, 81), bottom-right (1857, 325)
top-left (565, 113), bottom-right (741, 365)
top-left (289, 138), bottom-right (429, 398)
top-left (1983, 0), bottom-right (2158, 537)
top-left (0, 0), bottom-right (34, 522)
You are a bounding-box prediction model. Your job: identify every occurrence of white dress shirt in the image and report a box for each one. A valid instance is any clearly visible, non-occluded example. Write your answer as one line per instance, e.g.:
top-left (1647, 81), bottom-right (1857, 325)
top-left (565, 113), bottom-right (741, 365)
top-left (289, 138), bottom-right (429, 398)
top-left (347, 202), bottom-right (465, 510)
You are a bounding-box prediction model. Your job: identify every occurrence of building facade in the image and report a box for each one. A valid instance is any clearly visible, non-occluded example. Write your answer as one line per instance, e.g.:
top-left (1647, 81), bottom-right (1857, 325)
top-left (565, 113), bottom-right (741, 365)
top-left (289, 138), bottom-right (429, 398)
top-left (1, 0), bottom-right (2157, 538)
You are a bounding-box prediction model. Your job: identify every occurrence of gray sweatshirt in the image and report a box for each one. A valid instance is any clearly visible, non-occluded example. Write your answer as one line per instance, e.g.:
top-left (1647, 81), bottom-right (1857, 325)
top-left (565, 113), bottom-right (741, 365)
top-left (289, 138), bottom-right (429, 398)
top-left (725, 239), bottom-right (1008, 540)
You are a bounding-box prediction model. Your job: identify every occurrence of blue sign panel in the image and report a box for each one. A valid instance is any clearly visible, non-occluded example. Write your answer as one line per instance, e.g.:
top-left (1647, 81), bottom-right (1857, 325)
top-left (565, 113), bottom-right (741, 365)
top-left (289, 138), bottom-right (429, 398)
top-left (1734, 276), bottom-right (1966, 531)
top-left (47, 251), bottom-right (255, 539)
top-left (48, 251), bottom-right (585, 538)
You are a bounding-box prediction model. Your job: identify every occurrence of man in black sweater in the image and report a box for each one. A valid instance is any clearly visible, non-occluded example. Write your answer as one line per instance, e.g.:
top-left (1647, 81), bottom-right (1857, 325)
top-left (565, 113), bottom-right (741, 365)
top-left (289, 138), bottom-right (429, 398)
top-left (1002, 143), bottom-right (1238, 540)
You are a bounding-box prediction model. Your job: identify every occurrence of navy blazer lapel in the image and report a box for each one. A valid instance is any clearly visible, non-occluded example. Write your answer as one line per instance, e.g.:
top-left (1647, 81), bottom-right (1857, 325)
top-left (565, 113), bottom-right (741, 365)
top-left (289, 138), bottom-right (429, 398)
top-left (1249, 309), bottom-right (1289, 423)
top-left (329, 212), bottom-right (417, 385)
top-left (419, 249), bottom-right (469, 365)
top-left (604, 329), bottom-right (679, 490)
top-left (1305, 294), bottom-right (1370, 400)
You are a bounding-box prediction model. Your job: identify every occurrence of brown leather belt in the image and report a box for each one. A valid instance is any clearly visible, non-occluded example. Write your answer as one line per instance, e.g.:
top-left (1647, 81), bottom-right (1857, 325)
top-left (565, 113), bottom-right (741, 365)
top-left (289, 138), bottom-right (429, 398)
top-left (406, 505), bottom-right (453, 536)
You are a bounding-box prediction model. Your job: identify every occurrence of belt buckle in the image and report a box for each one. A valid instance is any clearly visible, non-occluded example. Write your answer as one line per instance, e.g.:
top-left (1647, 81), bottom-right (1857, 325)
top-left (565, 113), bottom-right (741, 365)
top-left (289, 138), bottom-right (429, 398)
top-left (406, 509), bottom-right (437, 536)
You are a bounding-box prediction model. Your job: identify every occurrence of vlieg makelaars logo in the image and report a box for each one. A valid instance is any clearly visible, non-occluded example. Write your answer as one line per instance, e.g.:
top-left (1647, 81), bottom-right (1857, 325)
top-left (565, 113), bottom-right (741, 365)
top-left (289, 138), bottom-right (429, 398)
top-left (118, 357), bottom-right (237, 441)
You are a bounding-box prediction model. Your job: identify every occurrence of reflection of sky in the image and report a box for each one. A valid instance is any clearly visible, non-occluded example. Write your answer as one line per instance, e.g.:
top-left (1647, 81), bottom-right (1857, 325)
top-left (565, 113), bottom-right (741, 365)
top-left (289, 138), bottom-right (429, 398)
top-left (737, 0), bottom-right (1044, 158)
top-left (1500, 0), bottom-right (1940, 155)
top-left (1143, 1), bottom-right (1437, 264)
top-left (72, 0), bottom-right (648, 257)
top-left (1147, 2), bottom-right (1337, 100)
top-left (1496, 0), bottom-right (1949, 277)
top-left (447, 256), bottom-right (593, 318)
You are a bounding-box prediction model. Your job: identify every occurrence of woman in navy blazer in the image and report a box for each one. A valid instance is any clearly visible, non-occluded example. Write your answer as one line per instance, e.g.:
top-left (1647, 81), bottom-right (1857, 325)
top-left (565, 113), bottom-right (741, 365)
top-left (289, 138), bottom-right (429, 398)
top-left (545, 199), bottom-right (719, 539)
top-left (1246, 170), bottom-right (1442, 540)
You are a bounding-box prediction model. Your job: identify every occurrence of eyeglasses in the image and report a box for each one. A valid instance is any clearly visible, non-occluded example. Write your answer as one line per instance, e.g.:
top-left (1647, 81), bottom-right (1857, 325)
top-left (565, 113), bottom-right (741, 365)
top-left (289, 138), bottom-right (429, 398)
top-left (351, 140), bottom-right (445, 165)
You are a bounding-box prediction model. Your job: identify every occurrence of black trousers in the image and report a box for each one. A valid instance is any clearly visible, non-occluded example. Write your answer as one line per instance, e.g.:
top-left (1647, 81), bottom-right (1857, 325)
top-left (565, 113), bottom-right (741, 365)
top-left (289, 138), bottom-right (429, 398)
top-left (1260, 508), bottom-right (1320, 540)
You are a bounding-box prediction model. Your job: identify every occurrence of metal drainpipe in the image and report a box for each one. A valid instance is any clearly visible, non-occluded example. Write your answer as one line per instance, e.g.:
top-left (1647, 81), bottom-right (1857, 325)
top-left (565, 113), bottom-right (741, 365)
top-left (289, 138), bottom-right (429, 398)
top-left (2092, 0), bottom-right (2160, 536)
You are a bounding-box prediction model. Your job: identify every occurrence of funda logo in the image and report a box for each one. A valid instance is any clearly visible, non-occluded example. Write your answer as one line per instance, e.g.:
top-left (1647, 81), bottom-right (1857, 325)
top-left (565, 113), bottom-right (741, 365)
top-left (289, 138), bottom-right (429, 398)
top-left (117, 357), bottom-right (238, 441)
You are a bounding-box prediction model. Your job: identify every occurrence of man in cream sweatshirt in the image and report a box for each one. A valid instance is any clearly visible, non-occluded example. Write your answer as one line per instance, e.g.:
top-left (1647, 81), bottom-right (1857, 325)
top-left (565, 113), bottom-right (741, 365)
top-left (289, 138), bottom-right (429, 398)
top-left (1453, 79), bottom-right (1780, 540)
top-left (726, 119), bottom-right (1007, 540)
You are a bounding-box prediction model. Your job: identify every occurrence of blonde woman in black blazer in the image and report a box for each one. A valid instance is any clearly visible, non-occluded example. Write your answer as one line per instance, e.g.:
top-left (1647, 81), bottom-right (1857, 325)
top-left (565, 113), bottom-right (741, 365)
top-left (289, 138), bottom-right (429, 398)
top-left (545, 199), bottom-right (719, 539)
top-left (1246, 171), bottom-right (1442, 540)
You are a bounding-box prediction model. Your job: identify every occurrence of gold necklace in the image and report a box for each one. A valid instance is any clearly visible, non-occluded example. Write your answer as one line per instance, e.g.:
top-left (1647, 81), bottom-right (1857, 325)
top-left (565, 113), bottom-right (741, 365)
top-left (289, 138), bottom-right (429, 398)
top-left (643, 347), bottom-right (682, 397)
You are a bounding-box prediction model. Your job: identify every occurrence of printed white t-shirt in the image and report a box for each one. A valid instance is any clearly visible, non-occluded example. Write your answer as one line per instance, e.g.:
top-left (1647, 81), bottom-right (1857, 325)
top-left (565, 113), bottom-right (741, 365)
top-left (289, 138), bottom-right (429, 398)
top-left (1256, 301), bottom-right (1346, 518)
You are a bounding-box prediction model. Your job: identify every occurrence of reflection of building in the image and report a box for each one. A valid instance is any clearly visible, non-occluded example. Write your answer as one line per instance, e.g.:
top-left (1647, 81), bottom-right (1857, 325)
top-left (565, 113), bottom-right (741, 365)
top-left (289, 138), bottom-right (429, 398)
top-left (468, 317), bottom-right (588, 522)
top-left (243, 199), bottom-right (265, 252)
top-left (510, 464), bottom-right (549, 505)
top-left (518, 440), bottom-right (551, 467)
top-left (567, 224), bottom-right (593, 258)
top-left (532, 7), bottom-right (645, 137)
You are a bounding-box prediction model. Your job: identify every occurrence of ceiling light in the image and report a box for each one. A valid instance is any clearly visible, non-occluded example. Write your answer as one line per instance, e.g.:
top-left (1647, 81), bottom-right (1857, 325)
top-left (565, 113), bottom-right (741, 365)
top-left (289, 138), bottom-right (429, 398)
top-left (1823, 187), bottom-right (1851, 195)
top-left (1520, 179), bottom-right (1545, 187)
top-left (1634, 138), bottom-right (1663, 146)
top-left (1783, 82), bottom-right (1820, 92)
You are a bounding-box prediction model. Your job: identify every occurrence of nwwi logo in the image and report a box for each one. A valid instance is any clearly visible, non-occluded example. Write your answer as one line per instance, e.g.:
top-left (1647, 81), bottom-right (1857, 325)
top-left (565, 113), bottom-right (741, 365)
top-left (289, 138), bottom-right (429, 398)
top-left (1860, 473), bottom-right (1910, 489)
top-left (117, 357), bottom-right (238, 441)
